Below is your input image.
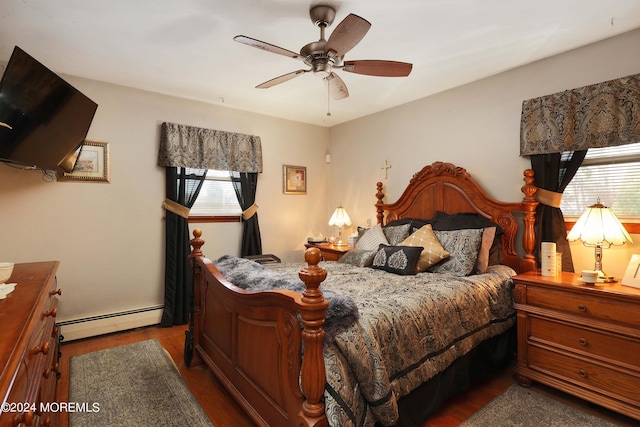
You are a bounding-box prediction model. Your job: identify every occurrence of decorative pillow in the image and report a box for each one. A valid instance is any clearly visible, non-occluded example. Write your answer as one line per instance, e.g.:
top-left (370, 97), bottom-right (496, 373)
top-left (385, 217), bottom-right (431, 232)
top-left (355, 224), bottom-right (389, 251)
top-left (370, 245), bottom-right (424, 275)
top-left (383, 223), bottom-right (412, 245)
top-left (429, 228), bottom-right (483, 276)
top-left (339, 249), bottom-right (377, 267)
top-left (400, 224), bottom-right (450, 272)
top-left (431, 211), bottom-right (504, 265)
top-left (475, 227), bottom-right (496, 274)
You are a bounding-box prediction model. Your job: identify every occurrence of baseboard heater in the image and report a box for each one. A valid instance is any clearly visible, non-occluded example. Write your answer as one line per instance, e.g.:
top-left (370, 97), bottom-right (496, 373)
top-left (57, 305), bottom-right (164, 342)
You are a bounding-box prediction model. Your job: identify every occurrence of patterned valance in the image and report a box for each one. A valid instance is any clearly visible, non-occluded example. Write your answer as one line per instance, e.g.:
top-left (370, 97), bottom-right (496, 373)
top-left (158, 122), bottom-right (263, 172)
top-left (520, 73), bottom-right (640, 156)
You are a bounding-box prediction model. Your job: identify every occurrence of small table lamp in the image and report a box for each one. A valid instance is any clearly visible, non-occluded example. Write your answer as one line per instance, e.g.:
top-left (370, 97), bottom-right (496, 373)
top-left (566, 198), bottom-right (633, 281)
top-left (328, 205), bottom-right (352, 246)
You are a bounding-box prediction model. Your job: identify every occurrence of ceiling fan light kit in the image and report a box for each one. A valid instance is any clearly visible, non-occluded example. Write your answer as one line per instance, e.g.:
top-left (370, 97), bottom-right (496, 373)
top-left (233, 5), bottom-right (412, 108)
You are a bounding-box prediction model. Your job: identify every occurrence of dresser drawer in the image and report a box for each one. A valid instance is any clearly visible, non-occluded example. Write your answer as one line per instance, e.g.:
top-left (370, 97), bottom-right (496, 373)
top-left (529, 316), bottom-right (640, 369)
top-left (528, 345), bottom-right (640, 405)
top-left (526, 286), bottom-right (640, 328)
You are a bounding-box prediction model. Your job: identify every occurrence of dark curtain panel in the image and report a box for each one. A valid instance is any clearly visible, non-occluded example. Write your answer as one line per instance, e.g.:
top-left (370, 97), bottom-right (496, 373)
top-left (161, 167), bottom-right (206, 327)
top-left (531, 151), bottom-right (587, 272)
top-left (231, 172), bottom-right (262, 257)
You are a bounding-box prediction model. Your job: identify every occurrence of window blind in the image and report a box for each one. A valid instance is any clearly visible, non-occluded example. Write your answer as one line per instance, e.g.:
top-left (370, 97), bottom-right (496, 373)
top-left (561, 143), bottom-right (640, 219)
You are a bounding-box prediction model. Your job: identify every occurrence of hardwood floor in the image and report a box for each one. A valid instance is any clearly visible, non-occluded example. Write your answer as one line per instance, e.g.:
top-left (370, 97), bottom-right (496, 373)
top-left (58, 325), bottom-right (637, 427)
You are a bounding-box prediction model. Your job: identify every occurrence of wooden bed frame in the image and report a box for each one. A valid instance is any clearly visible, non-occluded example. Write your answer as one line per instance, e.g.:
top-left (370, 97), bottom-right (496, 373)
top-left (186, 161), bottom-right (538, 427)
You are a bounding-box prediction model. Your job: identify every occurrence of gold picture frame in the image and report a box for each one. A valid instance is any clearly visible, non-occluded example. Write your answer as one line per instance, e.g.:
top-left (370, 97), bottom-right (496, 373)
top-left (622, 254), bottom-right (640, 289)
top-left (57, 141), bottom-right (110, 183)
top-left (283, 165), bottom-right (307, 195)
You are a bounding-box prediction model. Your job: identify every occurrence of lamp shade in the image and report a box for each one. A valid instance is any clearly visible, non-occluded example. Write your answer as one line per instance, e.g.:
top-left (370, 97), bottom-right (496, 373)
top-left (328, 205), bottom-right (352, 228)
top-left (566, 199), bottom-right (633, 247)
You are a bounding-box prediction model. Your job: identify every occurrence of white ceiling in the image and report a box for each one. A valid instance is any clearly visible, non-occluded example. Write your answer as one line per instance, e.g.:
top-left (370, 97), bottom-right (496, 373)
top-left (2, 1), bottom-right (640, 127)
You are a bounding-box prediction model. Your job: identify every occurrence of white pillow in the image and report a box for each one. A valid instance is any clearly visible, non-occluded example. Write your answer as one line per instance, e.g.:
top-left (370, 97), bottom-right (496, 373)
top-left (355, 224), bottom-right (389, 251)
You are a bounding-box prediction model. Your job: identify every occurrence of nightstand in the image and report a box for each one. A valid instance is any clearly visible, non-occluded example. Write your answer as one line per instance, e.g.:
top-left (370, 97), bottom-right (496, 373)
top-left (513, 270), bottom-right (640, 421)
top-left (304, 243), bottom-right (351, 261)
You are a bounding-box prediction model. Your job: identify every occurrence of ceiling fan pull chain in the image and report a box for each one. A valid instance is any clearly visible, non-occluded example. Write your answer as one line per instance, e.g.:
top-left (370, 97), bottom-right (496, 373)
top-left (326, 80), bottom-right (332, 116)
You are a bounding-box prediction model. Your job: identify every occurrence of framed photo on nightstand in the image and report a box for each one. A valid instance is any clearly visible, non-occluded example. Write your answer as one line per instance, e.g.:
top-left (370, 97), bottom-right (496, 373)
top-left (622, 254), bottom-right (640, 289)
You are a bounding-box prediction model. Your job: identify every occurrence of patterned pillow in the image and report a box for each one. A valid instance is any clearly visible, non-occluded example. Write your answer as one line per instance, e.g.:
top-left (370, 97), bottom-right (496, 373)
top-left (370, 245), bottom-right (424, 275)
top-left (383, 223), bottom-right (412, 245)
top-left (429, 228), bottom-right (483, 276)
top-left (339, 249), bottom-right (377, 267)
top-left (355, 224), bottom-right (389, 250)
top-left (400, 224), bottom-right (450, 272)
top-left (431, 211), bottom-right (503, 266)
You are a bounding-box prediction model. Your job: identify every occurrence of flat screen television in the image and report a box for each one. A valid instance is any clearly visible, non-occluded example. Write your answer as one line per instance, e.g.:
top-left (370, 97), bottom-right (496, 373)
top-left (0, 46), bottom-right (98, 173)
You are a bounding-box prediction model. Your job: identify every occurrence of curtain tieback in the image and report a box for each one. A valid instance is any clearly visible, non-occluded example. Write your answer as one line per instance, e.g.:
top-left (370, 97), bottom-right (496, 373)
top-left (535, 188), bottom-right (563, 208)
top-left (163, 199), bottom-right (190, 219)
top-left (242, 203), bottom-right (258, 220)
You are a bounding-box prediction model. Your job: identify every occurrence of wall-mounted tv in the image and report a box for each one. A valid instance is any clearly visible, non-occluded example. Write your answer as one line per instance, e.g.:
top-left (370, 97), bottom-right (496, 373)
top-left (0, 46), bottom-right (98, 173)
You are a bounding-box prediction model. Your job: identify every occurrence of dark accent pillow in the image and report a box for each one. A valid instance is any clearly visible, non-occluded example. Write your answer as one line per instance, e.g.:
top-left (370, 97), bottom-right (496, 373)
top-left (431, 211), bottom-right (504, 265)
top-left (339, 249), bottom-right (377, 267)
top-left (385, 217), bottom-right (432, 232)
top-left (370, 245), bottom-right (424, 275)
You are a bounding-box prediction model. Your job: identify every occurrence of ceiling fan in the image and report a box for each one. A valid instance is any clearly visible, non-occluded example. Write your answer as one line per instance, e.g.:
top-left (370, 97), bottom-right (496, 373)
top-left (233, 5), bottom-right (413, 101)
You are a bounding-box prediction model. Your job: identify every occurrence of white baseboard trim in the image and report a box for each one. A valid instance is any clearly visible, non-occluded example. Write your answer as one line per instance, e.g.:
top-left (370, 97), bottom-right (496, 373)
top-left (57, 306), bottom-right (164, 342)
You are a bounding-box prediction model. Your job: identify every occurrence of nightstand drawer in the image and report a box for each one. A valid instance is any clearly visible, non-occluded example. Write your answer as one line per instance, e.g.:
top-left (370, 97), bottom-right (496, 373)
top-left (526, 286), bottom-right (640, 328)
top-left (529, 345), bottom-right (640, 405)
top-left (529, 316), bottom-right (640, 369)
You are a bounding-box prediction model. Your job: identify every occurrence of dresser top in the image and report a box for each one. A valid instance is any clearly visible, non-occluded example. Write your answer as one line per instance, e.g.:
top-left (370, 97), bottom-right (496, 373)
top-left (514, 270), bottom-right (640, 300)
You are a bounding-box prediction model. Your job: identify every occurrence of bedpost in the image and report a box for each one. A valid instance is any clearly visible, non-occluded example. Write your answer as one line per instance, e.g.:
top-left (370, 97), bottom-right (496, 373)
top-left (520, 169), bottom-right (538, 272)
top-left (297, 247), bottom-right (330, 427)
top-left (376, 181), bottom-right (385, 225)
top-left (185, 228), bottom-right (205, 367)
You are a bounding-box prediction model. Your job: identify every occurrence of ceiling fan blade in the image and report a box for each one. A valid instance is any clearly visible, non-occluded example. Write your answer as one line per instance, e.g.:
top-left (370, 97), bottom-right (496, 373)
top-left (256, 70), bottom-right (308, 89)
top-left (325, 14), bottom-right (371, 58)
top-left (326, 72), bottom-right (349, 100)
top-left (342, 60), bottom-right (413, 77)
top-left (234, 35), bottom-right (304, 61)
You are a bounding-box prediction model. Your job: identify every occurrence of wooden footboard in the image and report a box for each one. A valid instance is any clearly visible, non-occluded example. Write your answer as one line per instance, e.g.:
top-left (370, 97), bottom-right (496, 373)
top-left (187, 230), bottom-right (329, 427)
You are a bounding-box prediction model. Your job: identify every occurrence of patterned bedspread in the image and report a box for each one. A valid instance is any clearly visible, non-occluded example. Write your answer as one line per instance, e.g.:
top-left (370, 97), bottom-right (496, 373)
top-left (267, 261), bottom-right (516, 427)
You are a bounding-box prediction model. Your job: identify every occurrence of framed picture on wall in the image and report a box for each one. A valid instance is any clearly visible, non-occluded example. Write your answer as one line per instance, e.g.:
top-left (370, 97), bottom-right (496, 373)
top-left (57, 141), bottom-right (110, 183)
top-left (283, 165), bottom-right (306, 195)
top-left (622, 254), bottom-right (640, 289)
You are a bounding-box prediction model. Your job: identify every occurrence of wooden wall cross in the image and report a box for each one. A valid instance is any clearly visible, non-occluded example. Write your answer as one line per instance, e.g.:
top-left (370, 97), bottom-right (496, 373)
top-left (381, 160), bottom-right (392, 179)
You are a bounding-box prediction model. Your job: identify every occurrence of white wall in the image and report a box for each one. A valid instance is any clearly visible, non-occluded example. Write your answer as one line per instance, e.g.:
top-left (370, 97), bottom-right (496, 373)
top-left (0, 78), bottom-right (329, 324)
top-left (327, 29), bottom-right (640, 280)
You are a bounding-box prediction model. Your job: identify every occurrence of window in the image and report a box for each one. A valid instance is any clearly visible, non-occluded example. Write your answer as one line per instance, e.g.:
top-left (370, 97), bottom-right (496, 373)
top-left (189, 170), bottom-right (242, 220)
top-left (561, 142), bottom-right (640, 223)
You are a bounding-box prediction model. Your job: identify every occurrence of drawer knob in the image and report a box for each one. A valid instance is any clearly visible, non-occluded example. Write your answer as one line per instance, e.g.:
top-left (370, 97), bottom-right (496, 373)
top-left (42, 307), bottom-right (57, 319)
top-left (49, 288), bottom-right (62, 297)
top-left (12, 409), bottom-right (34, 426)
top-left (578, 305), bottom-right (586, 312)
top-left (579, 338), bottom-right (588, 346)
top-left (31, 341), bottom-right (49, 356)
top-left (579, 369), bottom-right (587, 378)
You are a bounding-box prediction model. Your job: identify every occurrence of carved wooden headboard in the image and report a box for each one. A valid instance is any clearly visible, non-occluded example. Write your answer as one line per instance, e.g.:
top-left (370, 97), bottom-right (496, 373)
top-left (375, 161), bottom-right (538, 273)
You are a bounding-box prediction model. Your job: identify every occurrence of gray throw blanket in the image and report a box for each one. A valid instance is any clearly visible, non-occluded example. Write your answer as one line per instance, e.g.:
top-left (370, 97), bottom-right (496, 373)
top-left (214, 255), bottom-right (359, 339)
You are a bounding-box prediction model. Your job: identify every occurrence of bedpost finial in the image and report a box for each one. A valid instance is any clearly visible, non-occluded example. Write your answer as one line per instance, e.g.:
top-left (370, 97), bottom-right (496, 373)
top-left (304, 247), bottom-right (322, 266)
top-left (190, 228), bottom-right (205, 258)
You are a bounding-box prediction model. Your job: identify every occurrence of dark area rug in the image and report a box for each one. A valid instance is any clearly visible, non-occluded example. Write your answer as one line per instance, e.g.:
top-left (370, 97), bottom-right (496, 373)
top-left (459, 384), bottom-right (618, 427)
top-left (69, 339), bottom-right (213, 426)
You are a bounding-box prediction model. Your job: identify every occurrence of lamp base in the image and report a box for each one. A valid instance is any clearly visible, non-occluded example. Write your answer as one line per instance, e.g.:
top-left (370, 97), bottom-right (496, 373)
top-left (595, 270), bottom-right (617, 283)
top-left (334, 240), bottom-right (348, 247)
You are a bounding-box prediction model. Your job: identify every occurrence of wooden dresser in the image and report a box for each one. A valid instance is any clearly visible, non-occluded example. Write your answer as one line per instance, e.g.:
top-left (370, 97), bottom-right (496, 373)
top-left (513, 270), bottom-right (640, 421)
top-left (0, 262), bottom-right (62, 427)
